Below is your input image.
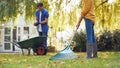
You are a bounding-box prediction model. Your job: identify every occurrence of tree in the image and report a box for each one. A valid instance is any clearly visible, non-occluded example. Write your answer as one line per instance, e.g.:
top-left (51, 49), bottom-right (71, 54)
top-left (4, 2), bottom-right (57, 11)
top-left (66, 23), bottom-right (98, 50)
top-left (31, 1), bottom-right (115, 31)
top-left (0, 0), bottom-right (20, 22)
top-left (0, 0), bottom-right (120, 32)
top-left (94, 0), bottom-right (120, 32)
top-left (0, 0), bottom-right (48, 23)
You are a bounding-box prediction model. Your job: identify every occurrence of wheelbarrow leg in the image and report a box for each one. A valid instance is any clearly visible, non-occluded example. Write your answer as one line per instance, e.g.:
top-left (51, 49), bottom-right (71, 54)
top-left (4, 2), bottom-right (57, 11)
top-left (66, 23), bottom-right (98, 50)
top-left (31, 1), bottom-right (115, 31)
top-left (21, 49), bottom-right (24, 55)
top-left (33, 48), bottom-right (36, 55)
top-left (28, 48), bottom-right (31, 55)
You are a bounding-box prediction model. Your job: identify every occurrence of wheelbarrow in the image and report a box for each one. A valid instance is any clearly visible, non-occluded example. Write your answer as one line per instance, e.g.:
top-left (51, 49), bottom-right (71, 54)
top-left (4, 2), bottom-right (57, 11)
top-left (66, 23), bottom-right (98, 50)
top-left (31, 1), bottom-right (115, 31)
top-left (12, 36), bottom-right (47, 55)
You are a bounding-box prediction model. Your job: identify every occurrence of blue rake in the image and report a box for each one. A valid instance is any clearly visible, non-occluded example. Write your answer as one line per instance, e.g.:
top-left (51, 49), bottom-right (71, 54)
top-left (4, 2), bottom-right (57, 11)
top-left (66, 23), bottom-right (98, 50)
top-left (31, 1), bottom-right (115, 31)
top-left (49, 45), bottom-right (78, 60)
top-left (49, 29), bottom-right (78, 60)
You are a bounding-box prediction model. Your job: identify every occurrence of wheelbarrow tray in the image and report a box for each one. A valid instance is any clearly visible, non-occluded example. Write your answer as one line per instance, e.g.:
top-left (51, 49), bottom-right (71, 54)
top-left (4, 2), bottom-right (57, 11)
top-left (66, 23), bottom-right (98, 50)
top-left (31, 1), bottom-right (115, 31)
top-left (17, 36), bottom-right (46, 49)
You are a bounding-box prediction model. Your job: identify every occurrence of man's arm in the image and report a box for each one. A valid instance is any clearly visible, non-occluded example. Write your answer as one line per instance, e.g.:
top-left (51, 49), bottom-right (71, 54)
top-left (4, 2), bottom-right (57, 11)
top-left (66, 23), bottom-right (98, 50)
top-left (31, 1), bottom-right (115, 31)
top-left (40, 18), bottom-right (48, 24)
top-left (34, 10), bottom-right (39, 26)
top-left (40, 11), bottom-right (49, 24)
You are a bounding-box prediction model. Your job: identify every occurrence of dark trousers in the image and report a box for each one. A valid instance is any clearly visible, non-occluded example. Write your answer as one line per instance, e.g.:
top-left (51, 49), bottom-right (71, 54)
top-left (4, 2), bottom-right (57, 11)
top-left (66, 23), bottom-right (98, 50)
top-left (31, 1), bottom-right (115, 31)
top-left (38, 32), bottom-right (48, 49)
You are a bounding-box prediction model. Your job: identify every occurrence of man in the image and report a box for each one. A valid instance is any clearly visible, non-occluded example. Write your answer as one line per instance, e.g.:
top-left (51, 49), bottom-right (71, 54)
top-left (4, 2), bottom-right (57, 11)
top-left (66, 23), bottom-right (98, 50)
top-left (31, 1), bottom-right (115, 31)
top-left (76, 0), bottom-right (98, 58)
top-left (34, 2), bottom-right (49, 55)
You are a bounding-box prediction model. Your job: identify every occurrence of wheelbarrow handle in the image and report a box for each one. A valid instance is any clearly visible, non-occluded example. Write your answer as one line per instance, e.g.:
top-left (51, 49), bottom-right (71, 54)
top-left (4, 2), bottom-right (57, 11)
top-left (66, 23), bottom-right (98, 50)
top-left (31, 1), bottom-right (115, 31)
top-left (12, 40), bottom-right (21, 48)
top-left (5, 39), bottom-right (21, 48)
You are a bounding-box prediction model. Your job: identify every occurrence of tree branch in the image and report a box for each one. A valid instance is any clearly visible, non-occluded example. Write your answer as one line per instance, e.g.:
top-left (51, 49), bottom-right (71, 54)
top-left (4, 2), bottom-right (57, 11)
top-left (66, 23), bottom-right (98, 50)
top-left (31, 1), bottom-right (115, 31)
top-left (95, 0), bottom-right (108, 10)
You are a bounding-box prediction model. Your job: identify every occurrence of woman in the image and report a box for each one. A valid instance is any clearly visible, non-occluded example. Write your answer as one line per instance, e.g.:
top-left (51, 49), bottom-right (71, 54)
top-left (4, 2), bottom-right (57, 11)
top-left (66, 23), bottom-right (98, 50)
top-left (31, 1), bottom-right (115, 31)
top-left (76, 0), bottom-right (98, 58)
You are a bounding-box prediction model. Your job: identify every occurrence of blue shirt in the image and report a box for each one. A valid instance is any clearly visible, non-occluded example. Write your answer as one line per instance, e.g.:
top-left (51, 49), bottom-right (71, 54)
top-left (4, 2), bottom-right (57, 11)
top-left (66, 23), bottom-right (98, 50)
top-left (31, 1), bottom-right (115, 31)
top-left (35, 8), bottom-right (49, 32)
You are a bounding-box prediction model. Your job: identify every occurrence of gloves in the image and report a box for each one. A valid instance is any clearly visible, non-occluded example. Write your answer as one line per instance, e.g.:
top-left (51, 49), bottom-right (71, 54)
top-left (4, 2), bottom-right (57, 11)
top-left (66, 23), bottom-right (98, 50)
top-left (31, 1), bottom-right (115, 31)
top-left (34, 22), bottom-right (39, 26)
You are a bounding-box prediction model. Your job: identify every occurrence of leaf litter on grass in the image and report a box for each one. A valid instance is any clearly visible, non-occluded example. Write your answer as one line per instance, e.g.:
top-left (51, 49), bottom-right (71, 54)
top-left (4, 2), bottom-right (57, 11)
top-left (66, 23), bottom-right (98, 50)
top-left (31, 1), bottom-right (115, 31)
top-left (0, 52), bottom-right (120, 68)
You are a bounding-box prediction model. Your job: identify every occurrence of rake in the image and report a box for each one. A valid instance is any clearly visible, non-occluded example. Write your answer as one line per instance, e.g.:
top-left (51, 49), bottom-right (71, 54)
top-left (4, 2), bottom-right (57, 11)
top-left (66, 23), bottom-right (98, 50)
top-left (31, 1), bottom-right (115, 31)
top-left (49, 29), bottom-right (78, 60)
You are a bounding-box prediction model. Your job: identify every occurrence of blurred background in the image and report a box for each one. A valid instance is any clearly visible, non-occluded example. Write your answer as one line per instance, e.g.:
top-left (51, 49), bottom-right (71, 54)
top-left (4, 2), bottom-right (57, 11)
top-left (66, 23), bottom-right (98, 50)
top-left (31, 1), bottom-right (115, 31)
top-left (0, 0), bottom-right (120, 53)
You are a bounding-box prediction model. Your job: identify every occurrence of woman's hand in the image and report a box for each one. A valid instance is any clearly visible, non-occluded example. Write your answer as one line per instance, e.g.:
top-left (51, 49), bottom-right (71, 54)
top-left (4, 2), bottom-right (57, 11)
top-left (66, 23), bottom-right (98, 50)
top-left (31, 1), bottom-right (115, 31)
top-left (76, 22), bottom-right (80, 29)
top-left (76, 16), bottom-right (83, 29)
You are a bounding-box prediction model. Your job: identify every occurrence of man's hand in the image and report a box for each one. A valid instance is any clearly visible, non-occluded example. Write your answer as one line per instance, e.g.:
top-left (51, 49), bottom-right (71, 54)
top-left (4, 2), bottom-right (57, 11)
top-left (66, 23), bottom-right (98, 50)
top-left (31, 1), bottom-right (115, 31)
top-left (40, 21), bottom-right (44, 24)
top-left (34, 22), bottom-right (39, 26)
top-left (40, 18), bottom-right (48, 24)
top-left (34, 18), bottom-right (39, 26)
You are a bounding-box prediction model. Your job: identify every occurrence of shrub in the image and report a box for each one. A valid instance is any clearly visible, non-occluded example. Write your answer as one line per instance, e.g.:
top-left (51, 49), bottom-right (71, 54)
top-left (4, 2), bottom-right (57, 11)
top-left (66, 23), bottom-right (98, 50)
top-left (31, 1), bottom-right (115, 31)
top-left (112, 29), bottom-right (120, 51)
top-left (97, 29), bottom-right (120, 51)
top-left (73, 31), bottom-right (86, 52)
top-left (97, 31), bottom-right (113, 51)
top-left (72, 29), bottom-right (120, 52)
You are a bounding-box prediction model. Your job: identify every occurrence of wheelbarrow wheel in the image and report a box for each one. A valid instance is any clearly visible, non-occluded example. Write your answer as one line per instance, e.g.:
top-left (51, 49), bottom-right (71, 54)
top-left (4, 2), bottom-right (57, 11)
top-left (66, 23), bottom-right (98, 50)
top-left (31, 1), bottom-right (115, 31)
top-left (36, 46), bottom-right (47, 55)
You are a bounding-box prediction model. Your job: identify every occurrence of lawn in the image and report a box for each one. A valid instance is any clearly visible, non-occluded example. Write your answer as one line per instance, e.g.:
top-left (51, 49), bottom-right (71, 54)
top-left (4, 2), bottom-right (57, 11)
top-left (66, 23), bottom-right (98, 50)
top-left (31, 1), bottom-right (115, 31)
top-left (0, 52), bottom-right (120, 68)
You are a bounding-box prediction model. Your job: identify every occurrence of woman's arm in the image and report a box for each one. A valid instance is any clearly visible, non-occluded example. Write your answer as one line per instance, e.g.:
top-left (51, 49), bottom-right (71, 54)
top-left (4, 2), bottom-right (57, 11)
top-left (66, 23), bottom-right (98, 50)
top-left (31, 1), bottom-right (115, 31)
top-left (76, 16), bottom-right (83, 29)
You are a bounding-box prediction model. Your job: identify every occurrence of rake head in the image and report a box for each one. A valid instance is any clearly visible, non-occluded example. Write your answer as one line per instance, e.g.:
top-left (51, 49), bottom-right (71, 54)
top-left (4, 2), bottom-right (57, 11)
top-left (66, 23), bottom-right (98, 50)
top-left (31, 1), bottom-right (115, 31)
top-left (49, 45), bottom-right (78, 60)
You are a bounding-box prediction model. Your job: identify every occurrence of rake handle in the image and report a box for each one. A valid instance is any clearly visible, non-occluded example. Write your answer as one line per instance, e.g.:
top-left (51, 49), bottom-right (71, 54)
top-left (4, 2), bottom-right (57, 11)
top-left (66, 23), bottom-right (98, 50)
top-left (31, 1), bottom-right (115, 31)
top-left (69, 28), bottom-right (78, 45)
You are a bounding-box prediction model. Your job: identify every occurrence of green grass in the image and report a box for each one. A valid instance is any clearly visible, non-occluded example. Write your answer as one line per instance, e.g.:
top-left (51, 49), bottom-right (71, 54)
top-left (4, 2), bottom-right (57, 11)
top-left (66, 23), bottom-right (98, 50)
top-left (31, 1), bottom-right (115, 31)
top-left (0, 52), bottom-right (120, 68)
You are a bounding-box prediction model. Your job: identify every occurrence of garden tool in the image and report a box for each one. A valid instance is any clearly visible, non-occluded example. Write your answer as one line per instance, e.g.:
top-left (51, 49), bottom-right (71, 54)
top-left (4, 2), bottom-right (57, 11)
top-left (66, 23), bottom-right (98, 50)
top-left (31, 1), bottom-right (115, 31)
top-left (49, 28), bottom-right (78, 60)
